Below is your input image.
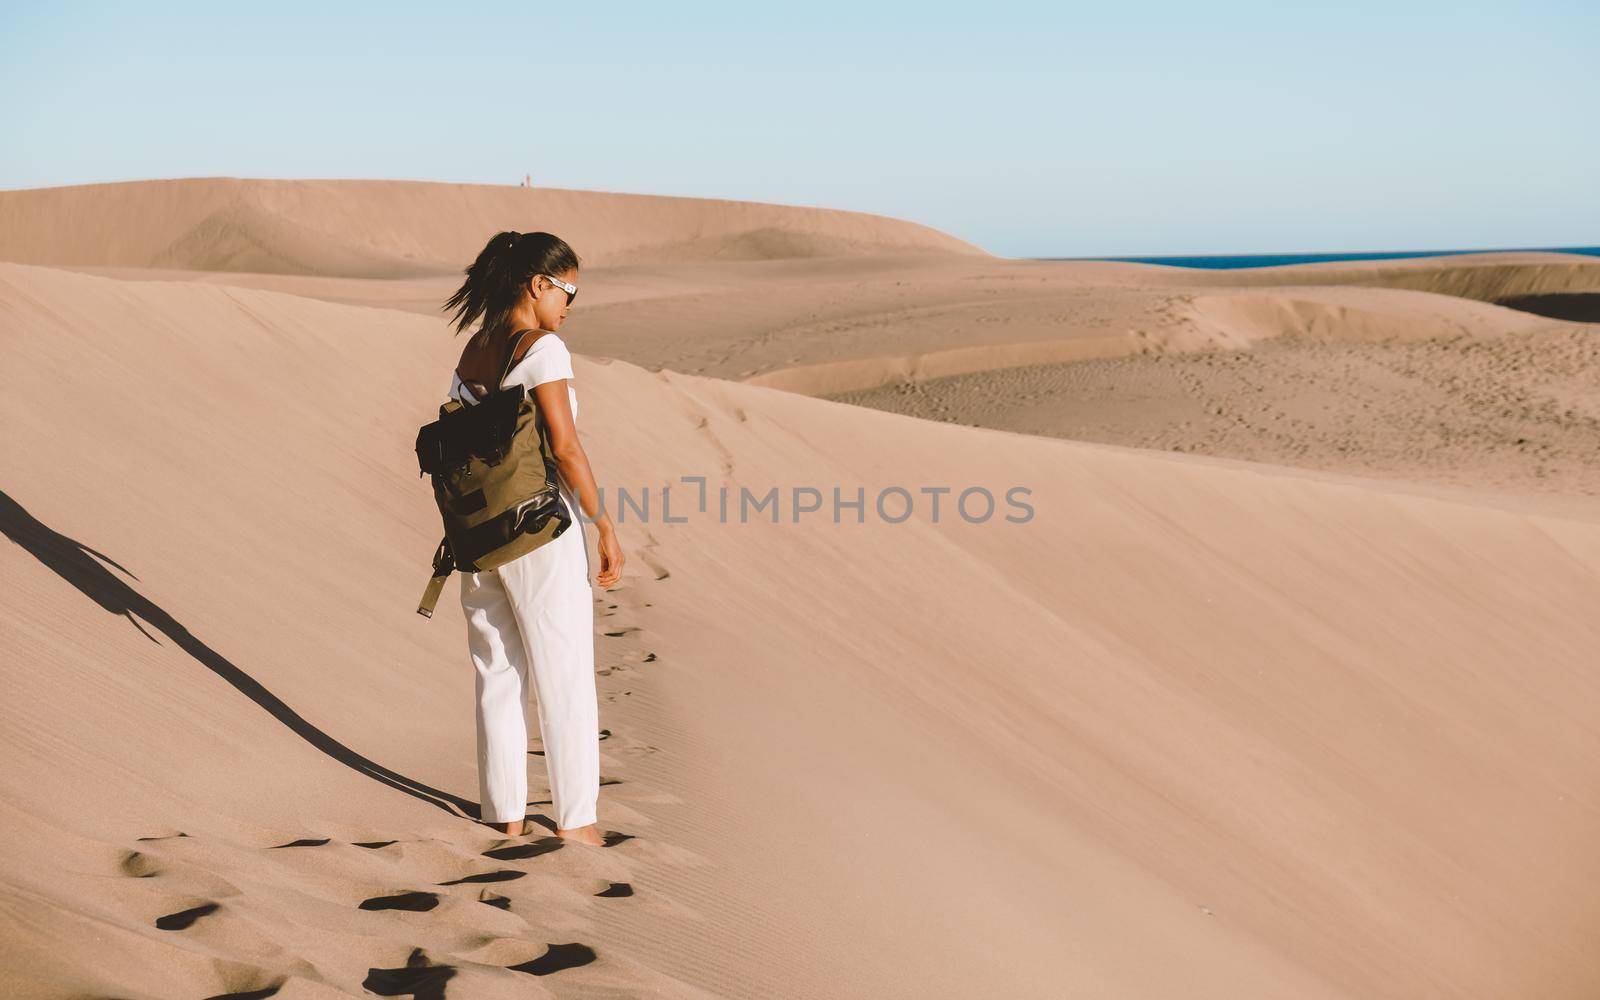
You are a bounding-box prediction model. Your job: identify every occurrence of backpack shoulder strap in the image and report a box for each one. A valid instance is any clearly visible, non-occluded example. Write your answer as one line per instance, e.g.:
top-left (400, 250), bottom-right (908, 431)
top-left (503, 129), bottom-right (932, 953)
top-left (495, 328), bottom-right (543, 393)
top-left (455, 328), bottom-right (545, 402)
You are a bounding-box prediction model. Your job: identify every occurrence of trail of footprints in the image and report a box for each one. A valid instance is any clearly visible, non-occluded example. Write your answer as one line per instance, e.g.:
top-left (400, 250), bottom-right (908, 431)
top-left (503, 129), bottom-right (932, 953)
top-left (114, 579), bottom-right (671, 998)
top-left (128, 815), bottom-right (634, 997)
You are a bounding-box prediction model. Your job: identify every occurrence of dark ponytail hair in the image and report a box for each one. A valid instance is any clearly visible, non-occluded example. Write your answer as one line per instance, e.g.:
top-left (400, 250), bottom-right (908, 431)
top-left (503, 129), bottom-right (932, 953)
top-left (443, 231), bottom-right (582, 336)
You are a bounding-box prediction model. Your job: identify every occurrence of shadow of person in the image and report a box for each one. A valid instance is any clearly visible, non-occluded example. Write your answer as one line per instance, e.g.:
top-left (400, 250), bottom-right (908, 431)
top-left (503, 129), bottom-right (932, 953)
top-left (0, 488), bottom-right (483, 821)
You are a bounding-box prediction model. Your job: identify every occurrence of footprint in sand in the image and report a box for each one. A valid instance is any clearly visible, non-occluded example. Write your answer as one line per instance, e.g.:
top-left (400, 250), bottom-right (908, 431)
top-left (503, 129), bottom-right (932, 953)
top-left (502, 826), bottom-right (633, 848)
top-left (359, 890), bottom-right (440, 912)
top-left (363, 948), bottom-right (454, 999)
top-left (635, 547), bottom-right (670, 580)
top-left (204, 986), bottom-right (284, 1000)
top-left (119, 850), bottom-right (160, 878)
top-left (594, 882), bottom-right (633, 898)
top-left (530, 729), bottom-right (613, 755)
top-left (479, 891), bottom-right (512, 910)
top-left (367, 943), bottom-right (598, 991)
top-left (507, 942), bottom-right (598, 976)
top-left (155, 900), bottom-right (220, 929)
top-left (269, 837), bottom-right (331, 848)
top-left (436, 869), bottom-right (527, 886)
top-left (482, 837), bottom-right (564, 861)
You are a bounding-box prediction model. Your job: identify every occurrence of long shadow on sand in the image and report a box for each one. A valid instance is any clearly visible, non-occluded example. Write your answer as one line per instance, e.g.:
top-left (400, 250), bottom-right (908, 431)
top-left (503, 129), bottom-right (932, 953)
top-left (0, 489), bottom-right (482, 820)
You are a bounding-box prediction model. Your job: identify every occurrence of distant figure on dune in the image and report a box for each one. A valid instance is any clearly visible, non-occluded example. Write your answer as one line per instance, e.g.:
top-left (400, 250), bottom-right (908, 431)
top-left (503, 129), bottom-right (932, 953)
top-left (440, 231), bottom-right (623, 846)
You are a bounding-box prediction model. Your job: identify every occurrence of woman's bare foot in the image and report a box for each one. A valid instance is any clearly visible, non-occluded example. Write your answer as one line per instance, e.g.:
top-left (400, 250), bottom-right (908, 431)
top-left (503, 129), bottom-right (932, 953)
top-left (488, 817), bottom-right (527, 837)
top-left (556, 823), bottom-right (604, 846)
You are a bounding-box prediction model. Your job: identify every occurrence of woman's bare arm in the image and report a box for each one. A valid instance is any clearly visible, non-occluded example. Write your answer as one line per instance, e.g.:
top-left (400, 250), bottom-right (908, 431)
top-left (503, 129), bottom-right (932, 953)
top-left (532, 379), bottom-right (601, 520)
top-left (532, 379), bottom-right (623, 586)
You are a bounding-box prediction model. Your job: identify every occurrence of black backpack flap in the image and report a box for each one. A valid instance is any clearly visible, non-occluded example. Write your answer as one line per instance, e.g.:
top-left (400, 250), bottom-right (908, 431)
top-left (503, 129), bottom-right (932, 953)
top-left (415, 385), bottom-right (527, 475)
top-left (417, 327), bottom-right (545, 476)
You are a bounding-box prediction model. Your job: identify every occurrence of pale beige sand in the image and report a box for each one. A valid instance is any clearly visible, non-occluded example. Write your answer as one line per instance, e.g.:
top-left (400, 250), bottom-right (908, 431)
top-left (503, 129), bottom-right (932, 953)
top-left (0, 178), bottom-right (985, 276)
top-left (57, 250), bottom-right (1600, 388)
top-left (830, 322), bottom-right (1600, 504)
top-left (5, 254), bottom-right (1600, 999)
top-left (57, 246), bottom-right (1600, 506)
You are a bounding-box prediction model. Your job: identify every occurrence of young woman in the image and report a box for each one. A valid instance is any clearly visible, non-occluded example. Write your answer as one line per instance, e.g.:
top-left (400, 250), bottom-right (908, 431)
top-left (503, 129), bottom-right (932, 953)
top-left (442, 230), bottom-right (624, 846)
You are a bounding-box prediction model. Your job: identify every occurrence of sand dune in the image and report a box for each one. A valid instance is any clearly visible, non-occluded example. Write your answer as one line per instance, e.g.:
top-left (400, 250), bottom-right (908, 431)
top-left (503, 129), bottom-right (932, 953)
top-left (739, 283), bottom-right (1567, 394)
top-left (60, 250), bottom-right (1600, 393)
top-left (12, 179), bottom-right (1593, 394)
top-left (11, 178), bottom-right (1597, 510)
top-left (1188, 251), bottom-right (1600, 304)
top-left (0, 178), bottom-right (986, 277)
top-left (5, 260), bottom-right (1600, 998)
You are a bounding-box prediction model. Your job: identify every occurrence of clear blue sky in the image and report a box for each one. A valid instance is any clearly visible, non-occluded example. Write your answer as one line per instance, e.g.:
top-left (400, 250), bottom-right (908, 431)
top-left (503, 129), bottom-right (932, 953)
top-left (2, 1), bottom-right (1594, 258)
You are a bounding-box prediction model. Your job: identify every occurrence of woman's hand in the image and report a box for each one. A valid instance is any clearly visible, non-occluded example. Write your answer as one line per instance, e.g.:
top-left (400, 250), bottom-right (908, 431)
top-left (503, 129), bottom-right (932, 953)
top-left (595, 521), bottom-right (625, 588)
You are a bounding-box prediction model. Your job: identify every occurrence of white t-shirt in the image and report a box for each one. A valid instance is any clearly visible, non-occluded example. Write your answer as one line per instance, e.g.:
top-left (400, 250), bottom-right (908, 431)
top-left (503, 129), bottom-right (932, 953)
top-left (447, 331), bottom-right (582, 524)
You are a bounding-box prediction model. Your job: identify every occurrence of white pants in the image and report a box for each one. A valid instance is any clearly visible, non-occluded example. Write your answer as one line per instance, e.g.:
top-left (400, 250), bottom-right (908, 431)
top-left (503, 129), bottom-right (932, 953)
top-left (460, 495), bottom-right (598, 828)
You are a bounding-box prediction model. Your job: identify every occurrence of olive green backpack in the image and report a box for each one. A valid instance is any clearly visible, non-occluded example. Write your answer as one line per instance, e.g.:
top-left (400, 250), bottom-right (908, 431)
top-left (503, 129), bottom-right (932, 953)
top-left (414, 328), bottom-right (573, 617)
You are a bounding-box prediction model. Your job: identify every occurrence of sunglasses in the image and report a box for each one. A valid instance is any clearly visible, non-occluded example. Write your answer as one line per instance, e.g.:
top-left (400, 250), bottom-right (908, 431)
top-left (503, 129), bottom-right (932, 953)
top-left (538, 273), bottom-right (578, 306)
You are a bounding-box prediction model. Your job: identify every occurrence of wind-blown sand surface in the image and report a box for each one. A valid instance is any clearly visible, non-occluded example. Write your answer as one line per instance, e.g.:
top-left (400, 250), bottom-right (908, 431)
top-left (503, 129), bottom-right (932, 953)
top-left (831, 321), bottom-right (1600, 504)
top-left (3, 180), bottom-right (1600, 998)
